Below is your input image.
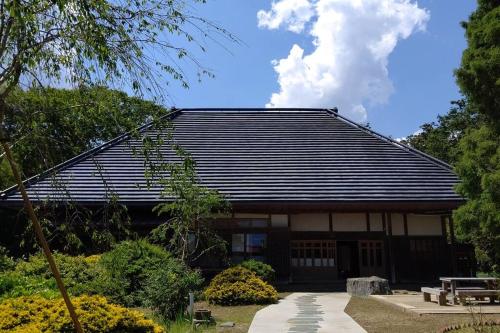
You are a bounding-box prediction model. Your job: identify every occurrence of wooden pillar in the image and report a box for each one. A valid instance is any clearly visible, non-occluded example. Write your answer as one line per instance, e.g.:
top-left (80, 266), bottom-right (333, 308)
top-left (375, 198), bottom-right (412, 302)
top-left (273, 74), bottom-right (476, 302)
top-left (329, 212), bottom-right (333, 232)
top-left (403, 214), bottom-right (408, 236)
top-left (448, 216), bottom-right (458, 276)
top-left (382, 213), bottom-right (391, 281)
top-left (387, 213), bottom-right (396, 283)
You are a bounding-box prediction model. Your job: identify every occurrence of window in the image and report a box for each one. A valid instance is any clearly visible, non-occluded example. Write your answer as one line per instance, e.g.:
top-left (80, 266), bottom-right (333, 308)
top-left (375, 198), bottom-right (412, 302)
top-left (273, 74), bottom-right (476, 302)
top-left (246, 234), bottom-right (266, 254)
top-left (231, 233), bottom-right (267, 263)
top-left (232, 234), bottom-right (245, 252)
top-left (291, 240), bottom-right (336, 268)
top-left (359, 241), bottom-right (383, 268)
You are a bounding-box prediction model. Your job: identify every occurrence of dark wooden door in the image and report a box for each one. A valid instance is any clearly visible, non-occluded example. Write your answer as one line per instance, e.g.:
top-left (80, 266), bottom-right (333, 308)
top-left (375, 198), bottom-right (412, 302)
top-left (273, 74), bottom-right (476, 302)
top-left (337, 241), bottom-right (359, 279)
top-left (358, 240), bottom-right (386, 277)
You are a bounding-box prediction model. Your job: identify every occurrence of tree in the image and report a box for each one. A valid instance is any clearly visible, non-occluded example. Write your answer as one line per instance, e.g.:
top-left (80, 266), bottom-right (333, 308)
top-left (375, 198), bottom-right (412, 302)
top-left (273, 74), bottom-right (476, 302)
top-left (403, 99), bottom-right (478, 165)
top-left (1, 86), bottom-right (167, 189)
top-left (455, 0), bottom-right (500, 129)
top-left (453, 0), bottom-right (500, 273)
top-left (149, 144), bottom-right (229, 264)
top-left (0, 1), bottom-right (235, 330)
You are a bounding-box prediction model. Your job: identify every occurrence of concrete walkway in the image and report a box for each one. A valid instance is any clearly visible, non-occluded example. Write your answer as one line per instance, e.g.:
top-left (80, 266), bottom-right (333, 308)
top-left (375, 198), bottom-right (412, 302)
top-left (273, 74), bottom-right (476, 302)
top-left (248, 292), bottom-right (367, 333)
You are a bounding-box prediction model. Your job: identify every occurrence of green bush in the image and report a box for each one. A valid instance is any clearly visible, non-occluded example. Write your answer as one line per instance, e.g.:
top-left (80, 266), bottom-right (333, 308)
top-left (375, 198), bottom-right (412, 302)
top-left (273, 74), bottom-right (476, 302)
top-left (0, 252), bottom-right (103, 300)
top-left (142, 259), bottom-right (203, 320)
top-left (100, 240), bottom-right (203, 318)
top-left (240, 259), bottom-right (276, 284)
top-left (203, 266), bottom-right (278, 306)
top-left (0, 247), bottom-right (15, 272)
top-left (13, 252), bottom-right (105, 296)
top-left (98, 239), bottom-right (179, 307)
top-left (0, 295), bottom-right (164, 332)
top-left (1, 240), bottom-right (202, 321)
top-left (0, 271), bottom-right (59, 300)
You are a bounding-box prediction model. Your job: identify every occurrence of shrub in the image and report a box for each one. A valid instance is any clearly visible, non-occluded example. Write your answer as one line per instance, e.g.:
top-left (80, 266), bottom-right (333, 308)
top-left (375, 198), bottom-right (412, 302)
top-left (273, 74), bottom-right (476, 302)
top-left (13, 252), bottom-right (105, 296)
top-left (0, 271), bottom-right (59, 300)
top-left (98, 239), bottom-right (176, 307)
top-left (240, 259), bottom-right (276, 284)
top-left (142, 260), bottom-right (203, 320)
top-left (203, 266), bottom-right (278, 306)
top-left (0, 247), bottom-right (15, 272)
top-left (0, 295), bottom-right (164, 333)
top-left (99, 240), bottom-right (203, 318)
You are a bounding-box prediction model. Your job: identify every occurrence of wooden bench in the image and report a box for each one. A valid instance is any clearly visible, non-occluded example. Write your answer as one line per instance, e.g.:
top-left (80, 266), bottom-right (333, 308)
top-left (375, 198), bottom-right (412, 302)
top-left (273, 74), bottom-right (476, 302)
top-left (421, 287), bottom-right (448, 306)
top-left (456, 289), bottom-right (500, 305)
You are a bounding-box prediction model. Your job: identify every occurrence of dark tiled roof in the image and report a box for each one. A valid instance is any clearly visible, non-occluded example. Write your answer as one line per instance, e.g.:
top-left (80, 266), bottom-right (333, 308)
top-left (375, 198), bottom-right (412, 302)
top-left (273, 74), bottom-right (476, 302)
top-left (0, 108), bottom-right (462, 205)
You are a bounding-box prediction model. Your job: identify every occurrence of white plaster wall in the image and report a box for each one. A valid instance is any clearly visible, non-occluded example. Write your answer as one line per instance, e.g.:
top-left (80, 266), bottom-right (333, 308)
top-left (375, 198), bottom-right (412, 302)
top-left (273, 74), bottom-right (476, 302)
top-left (369, 213), bottom-right (384, 231)
top-left (271, 214), bottom-right (288, 228)
top-left (290, 213), bottom-right (330, 231)
top-left (331, 213), bottom-right (366, 232)
top-left (407, 214), bottom-right (442, 235)
top-left (391, 214), bottom-right (405, 236)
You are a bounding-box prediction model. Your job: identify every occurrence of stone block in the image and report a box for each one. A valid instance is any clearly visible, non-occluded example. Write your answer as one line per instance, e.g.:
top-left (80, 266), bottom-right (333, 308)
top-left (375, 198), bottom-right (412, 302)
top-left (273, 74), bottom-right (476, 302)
top-left (346, 276), bottom-right (392, 296)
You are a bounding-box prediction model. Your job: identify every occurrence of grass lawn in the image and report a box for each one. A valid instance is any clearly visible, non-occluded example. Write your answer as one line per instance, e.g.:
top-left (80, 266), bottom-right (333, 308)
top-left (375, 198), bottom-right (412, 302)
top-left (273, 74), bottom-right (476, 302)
top-left (345, 296), bottom-right (500, 333)
top-left (162, 292), bottom-right (291, 333)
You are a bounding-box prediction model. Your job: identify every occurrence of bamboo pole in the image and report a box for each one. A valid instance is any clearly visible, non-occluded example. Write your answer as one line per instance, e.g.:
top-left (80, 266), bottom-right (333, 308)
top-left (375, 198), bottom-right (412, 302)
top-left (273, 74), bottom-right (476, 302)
top-left (0, 136), bottom-right (84, 333)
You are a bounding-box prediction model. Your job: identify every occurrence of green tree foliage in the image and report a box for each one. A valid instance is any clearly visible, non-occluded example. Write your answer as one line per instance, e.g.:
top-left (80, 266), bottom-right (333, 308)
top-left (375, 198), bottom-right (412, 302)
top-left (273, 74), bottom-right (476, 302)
top-left (453, 0), bottom-right (500, 273)
top-left (1, 86), bottom-right (166, 190)
top-left (0, 87), bottom-right (165, 255)
top-left (455, 0), bottom-right (500, 127)
top-left (149, 145), bottom-right (229, 264)
top-left (403, 100), bottom-right (478, 165)
top-left (0, 0), bottom-right (234, 105)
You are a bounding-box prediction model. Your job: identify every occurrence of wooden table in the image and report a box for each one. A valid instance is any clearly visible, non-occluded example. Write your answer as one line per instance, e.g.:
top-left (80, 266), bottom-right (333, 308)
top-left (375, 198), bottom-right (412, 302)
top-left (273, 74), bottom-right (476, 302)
top-left (440, 277), bottom-right (499, 304)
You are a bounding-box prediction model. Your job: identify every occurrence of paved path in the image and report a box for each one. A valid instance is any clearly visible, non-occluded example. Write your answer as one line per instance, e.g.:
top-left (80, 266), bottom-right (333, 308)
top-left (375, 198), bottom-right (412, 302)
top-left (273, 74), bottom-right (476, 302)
top-left (248, 292), bottom-right (367, 333)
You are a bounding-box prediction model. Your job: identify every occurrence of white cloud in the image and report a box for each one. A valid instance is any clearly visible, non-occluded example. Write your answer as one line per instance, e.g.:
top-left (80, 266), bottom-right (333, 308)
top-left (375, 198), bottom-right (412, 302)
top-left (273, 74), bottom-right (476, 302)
top-left (257, 0), bottom-right (430, 122)
top-left (257, 0), bottom-right (314, 33)
top-left (395, 128), bottom-right (423, 142)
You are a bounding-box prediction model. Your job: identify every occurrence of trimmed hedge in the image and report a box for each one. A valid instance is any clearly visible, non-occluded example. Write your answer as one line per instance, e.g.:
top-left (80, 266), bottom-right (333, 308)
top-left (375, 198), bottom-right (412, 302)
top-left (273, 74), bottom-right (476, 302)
top-left (204, 266), bottom-right (278, 305)
top-left (0, 295), bottom-right (164, 332)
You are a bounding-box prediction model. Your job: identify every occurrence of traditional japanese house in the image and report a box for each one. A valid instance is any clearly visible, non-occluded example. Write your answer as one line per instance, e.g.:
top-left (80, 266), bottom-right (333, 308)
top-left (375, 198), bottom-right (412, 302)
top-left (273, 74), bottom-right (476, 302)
top-left (0, 108), bottom-right (468, 283)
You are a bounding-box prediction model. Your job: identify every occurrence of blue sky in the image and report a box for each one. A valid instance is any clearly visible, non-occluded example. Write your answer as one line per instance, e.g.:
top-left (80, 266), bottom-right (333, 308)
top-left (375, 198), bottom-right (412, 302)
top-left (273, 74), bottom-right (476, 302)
top-left (161, 0), bottom-right (476, 139)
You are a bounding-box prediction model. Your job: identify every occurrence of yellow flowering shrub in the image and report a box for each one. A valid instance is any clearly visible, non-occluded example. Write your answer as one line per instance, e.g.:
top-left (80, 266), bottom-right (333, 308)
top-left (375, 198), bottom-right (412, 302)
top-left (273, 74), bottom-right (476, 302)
top-left (0, 295), bottom-right (165, 333)
top-left (203, 266), bottom-right (278, 306)
top-left (84, 255), bottom-right (101, 265)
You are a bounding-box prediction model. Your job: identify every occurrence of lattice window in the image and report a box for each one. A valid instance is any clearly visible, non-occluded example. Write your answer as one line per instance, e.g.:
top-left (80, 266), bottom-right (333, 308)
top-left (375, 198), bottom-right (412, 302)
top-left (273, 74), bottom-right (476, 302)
top-left (291, 240), bottom-right (336, 268)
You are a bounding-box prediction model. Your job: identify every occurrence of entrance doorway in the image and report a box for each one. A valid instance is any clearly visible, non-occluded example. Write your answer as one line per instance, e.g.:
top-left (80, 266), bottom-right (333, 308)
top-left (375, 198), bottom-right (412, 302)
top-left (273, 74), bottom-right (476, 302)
top-left (337, 241), bottom-right (359, 279)
top-left (358, 240), bottom-right (385, 277)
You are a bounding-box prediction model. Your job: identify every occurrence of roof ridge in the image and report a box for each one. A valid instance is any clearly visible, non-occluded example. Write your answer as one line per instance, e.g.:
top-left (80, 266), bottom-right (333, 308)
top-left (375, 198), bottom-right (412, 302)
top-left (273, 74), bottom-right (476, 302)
top-left (0, 109), bottom-right (182, 199)
top-left (324, 109), bottom-right (454, 172)
top-left (178, 107), bottom-right (327, 112)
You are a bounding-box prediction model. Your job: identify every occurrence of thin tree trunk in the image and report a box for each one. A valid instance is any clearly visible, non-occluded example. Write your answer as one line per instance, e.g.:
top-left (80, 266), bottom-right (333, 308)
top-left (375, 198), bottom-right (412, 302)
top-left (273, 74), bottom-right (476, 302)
top-left (0, 111), bottom-right (83, 332)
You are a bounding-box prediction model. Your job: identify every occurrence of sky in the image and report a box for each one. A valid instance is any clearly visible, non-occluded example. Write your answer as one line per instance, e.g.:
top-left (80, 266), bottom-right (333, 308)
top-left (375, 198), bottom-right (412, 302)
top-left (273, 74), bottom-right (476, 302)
top-left (159, 0), bottom-right (476, 139)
